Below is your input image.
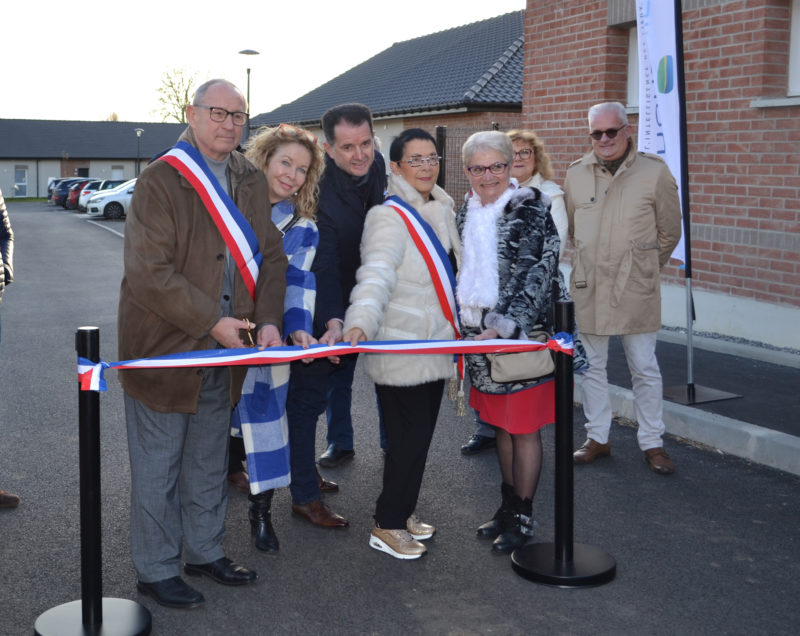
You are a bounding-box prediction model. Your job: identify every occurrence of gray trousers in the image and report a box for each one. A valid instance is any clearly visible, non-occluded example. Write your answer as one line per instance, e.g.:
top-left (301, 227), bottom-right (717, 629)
top-left (124, 366), bottom-right (231, 582)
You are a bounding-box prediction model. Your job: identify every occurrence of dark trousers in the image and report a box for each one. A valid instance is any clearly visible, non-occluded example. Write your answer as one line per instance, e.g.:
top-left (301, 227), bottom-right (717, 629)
top-left (324, 354), bottom-right (358, 449)
top-left (374, 380), bottom-right (444, 529)
top-left (285, 357), bottom-right (341, 504)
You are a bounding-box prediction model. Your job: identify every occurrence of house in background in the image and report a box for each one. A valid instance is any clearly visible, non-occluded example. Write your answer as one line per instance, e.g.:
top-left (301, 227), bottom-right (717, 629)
top-left (251, 10), bottom-right (525, 201)
top-left (0, 120), bottom-right (186, 198)
top-left (1, 3), bottom-right (796, 349)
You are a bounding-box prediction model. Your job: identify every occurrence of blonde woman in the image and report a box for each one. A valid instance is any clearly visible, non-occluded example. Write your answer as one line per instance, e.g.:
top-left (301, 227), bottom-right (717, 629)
top-left (229, 123), bottom-right (326, 552)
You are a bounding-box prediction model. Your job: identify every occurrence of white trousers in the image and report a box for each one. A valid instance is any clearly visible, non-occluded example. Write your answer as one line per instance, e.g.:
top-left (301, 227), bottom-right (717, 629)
top-left (580, 332), bottom-right (665, 450)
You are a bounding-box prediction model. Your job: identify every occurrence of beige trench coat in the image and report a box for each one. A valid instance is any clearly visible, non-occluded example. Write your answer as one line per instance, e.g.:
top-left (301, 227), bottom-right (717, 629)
top-left (564, 149), bottom-right (681, 336)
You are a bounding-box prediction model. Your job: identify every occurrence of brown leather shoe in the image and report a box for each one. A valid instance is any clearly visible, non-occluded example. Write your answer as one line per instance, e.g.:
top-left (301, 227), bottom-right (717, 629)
top-left (573, 439), bottom-right (611, 464)
top-left (644, 447), bottom-right (675, 475)
top-left (0, 490), bottom-right (21, 508)
top-left (316, 468), bottom-right (339, 493)
top-left (291, 500), bottom-right (349, 528)
top-left (227, 471), bottom-right (250, 494)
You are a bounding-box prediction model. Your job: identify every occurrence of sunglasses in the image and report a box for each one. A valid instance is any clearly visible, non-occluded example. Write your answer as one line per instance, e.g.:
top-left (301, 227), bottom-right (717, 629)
top-left (589, 124), bottom-right (628, 141)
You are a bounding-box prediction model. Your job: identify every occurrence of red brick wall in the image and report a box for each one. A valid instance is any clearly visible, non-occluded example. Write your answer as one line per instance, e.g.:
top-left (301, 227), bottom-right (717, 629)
top-left (397, 111), bottom-right (522, 203)
top-left (523, 0), bottom-right (800, 308)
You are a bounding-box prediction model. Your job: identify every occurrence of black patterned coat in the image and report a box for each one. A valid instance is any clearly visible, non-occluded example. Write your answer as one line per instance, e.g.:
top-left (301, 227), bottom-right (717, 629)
top-left (0, 189), bottom-right (13, 305)
top-left (456, 186), bottom-right (572, 395)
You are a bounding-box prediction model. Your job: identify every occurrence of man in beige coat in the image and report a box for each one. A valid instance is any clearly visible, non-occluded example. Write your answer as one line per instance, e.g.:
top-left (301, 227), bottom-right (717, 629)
top-left (564, 101), bottom-right (681, 475)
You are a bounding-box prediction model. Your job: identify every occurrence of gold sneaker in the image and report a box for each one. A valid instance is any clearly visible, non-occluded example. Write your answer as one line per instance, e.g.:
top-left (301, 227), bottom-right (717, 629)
top-left (406, 514), bottom-right (436, 540)
top-left (369, 525), bottom-right (427, 560)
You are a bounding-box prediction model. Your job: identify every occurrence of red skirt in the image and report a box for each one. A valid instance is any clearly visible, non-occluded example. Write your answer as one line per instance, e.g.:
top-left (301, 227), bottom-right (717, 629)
top-left (469, 379), bottom-right (555, 435)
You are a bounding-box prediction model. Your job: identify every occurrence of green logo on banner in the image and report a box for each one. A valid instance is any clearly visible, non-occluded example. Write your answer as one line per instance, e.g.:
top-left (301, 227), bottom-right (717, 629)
top-left (657, 55), bottom-right (674, 93)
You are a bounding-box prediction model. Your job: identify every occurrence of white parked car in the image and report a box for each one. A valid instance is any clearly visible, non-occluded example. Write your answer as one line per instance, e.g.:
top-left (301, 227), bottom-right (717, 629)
top-left (86, 178), bottom-right (137, 219)
top-left (78, 179), bottom-right (127, 212)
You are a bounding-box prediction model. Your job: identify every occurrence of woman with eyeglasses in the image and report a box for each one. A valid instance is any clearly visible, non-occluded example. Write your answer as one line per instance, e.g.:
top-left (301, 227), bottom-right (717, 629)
top-left (460, 129), bottom-right (571, 458)
top-left (227, 123), bottom-right (327, 553)
top-left (507, 129), bottom-right (568, 258)
top-left (457, 130), bottom-right (575, 555)
top-left (343, 128), bottom-right (461, 560)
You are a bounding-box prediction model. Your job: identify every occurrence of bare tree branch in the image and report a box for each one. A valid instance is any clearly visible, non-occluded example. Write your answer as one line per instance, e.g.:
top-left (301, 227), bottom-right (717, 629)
top-left (155, 69), bottom-right (198, 124)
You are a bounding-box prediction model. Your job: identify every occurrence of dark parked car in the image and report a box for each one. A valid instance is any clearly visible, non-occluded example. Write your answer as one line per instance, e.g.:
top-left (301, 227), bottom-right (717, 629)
top-left (51, 178), bottom-right (88, 207)
top-left (47, 178), bottom-right (71, 202)
top-left (65, 180), bottom-right (93, 210)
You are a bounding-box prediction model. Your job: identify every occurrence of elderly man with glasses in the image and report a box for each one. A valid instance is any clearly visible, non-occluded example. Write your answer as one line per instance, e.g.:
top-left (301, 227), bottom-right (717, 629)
top-left (564, 101), bottom-right (681, 475)
top-left (118, 79), bottom-right (287, 609)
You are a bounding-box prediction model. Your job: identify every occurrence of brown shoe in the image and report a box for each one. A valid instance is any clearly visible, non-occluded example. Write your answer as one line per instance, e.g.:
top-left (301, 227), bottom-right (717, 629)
top-left (573, 439), bottom-right (611, 464)
top-left (316, 468), bottom-right (339, 493)
top-left (291, 500), bottom-right (349, 528)
top-left (227, 471), bottom-right (250, 494)
top-left (0, 490), bottom-right (21, 508)
top-left (644, 447), bottom-right (674, 475)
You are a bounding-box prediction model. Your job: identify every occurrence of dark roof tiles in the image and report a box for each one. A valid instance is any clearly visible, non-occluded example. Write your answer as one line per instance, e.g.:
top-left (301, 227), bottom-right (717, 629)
top-left (0, 119), bottom-right (186, 160)
top-left (252, 10), bottom-right (523, 127)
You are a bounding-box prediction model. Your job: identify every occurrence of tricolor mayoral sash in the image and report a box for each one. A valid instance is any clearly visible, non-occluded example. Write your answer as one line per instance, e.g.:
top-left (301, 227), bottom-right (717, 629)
top-left (384, 195), bottom-right (460, 338)
top-left (159, 141), bottom-right (262, 300)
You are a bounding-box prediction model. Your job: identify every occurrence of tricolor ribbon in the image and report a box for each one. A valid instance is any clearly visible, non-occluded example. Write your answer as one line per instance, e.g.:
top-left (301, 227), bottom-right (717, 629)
top-left (385, 195), bottom-right (460, 337)
top-left (159, 141), bottom-right (262, 300)
top-left (76, 334), bottom-right (574, 392)
top-left (77, 358), bottom-right (109, 392)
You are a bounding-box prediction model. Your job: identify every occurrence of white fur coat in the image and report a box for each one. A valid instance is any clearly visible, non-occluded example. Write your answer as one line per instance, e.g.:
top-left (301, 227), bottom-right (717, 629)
top-left (344, 173), bottom-right (461, 386)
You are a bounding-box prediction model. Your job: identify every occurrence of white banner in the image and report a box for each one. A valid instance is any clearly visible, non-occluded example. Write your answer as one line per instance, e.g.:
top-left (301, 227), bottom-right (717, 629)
top-left (636, 0), bottom-right (686, 263)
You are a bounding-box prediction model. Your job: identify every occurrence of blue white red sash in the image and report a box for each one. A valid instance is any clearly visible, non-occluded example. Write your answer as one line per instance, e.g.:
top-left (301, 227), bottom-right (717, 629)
top-left (158, 140), bottom-right (262, 300)
top-left (77, 334), bottom-right (575, 391)
top-left (384, 195), bottom-right (460, 338)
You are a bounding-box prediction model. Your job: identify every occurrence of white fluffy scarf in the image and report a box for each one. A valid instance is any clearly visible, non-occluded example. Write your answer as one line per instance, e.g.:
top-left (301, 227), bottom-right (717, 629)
top-left (457, 181), bottom-right (517, 327)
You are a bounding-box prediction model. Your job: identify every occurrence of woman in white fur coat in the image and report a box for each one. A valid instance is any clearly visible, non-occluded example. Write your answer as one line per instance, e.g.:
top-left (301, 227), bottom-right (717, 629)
top-left (344, 129), bottom-right (461, 561)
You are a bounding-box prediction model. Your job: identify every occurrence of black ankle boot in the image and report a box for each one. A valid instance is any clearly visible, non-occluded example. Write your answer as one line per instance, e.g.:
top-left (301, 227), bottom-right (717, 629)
top-left (477, 482), bottom-right (514, 539)
top-left (249, 490), bottom-right (279, 552)
top-left (491, 495), bottom-right (533, 555)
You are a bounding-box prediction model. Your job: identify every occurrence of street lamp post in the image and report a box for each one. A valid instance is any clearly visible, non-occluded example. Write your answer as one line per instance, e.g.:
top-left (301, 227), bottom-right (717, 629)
top-left (238, 49), bottom-right (260, 138)
top-left (134, 128), bottom-right (144, 177)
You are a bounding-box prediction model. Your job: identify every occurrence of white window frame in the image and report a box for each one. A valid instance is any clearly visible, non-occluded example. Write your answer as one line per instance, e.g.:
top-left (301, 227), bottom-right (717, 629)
top-left (790, 0), bottom-right (800, 95)
top-left (14, 165), bottom-right (28, 198)
top-left (627, 27), bottom-right (639, 108)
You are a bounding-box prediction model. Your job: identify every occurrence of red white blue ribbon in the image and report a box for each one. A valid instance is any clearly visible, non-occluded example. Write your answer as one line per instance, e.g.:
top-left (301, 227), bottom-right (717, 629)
top-left (77, 334), bottom-right (574, 392)
top-left (159, 141), bottom-right (262, 300)
top-left (78, 359), bottom-right (109, 392)
top-left (385, 195), bottom-right (460, 337)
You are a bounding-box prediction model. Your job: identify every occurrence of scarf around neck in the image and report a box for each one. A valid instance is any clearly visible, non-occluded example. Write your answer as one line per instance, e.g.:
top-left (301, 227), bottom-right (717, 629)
top-left (457, 180), bottom-right (517, 327)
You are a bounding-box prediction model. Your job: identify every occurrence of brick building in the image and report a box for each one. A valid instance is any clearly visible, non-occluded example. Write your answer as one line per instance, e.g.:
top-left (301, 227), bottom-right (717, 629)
top-left (522, 0), bottom-right (800, 348)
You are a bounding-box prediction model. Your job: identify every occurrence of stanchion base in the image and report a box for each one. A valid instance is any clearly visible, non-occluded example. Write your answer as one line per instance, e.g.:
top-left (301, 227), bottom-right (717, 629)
top-left (664, 383), bottom-right (741, 405)
top-left (34, 598), bottom-right (151, 636)
top-left (511, 542), bottom-right (616, 588)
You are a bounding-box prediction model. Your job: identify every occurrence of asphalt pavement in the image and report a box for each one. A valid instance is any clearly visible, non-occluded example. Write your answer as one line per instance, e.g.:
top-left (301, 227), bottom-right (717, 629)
top-left (1, 202), bottom-right (798, 635)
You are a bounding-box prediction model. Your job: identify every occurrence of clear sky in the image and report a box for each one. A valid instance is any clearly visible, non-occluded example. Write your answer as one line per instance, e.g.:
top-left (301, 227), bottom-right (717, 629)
top-left (3, 0), bottom-right (525, 123)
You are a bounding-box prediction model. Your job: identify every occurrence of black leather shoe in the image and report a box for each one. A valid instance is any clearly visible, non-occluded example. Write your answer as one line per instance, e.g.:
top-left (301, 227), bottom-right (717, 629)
top-left (184, 557), bottom-right (257, 586)
top-left (137, 576), bottom-right (204, 609)
top-left (317, 443), bottom-right (355, 468)
top-left (460, 434), bottom-right (497, 455)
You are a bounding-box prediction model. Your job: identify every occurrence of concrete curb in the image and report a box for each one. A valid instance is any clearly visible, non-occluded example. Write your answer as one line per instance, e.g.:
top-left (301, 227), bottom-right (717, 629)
top-left (574, 382), bottom-right (800, 477)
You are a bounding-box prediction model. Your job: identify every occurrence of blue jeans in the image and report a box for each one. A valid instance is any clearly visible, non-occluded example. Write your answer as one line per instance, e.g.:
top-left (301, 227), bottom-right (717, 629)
top-left (324, 355), bottom-right (358, 450)
top-left (286, 359), bottom-right (337, 504)
top-left (474, 411), bottom-right (496, 438)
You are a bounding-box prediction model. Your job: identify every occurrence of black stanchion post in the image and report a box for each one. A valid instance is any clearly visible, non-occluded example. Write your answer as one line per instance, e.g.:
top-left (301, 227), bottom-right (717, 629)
top-left (510, 301), bottom-right (616, 587)
top-left (34, 327), bottom-right (151, 635)
top-left (78, 326), bottom-right (103, 627)
top-left (553, 300), bottom-right (574, 564)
